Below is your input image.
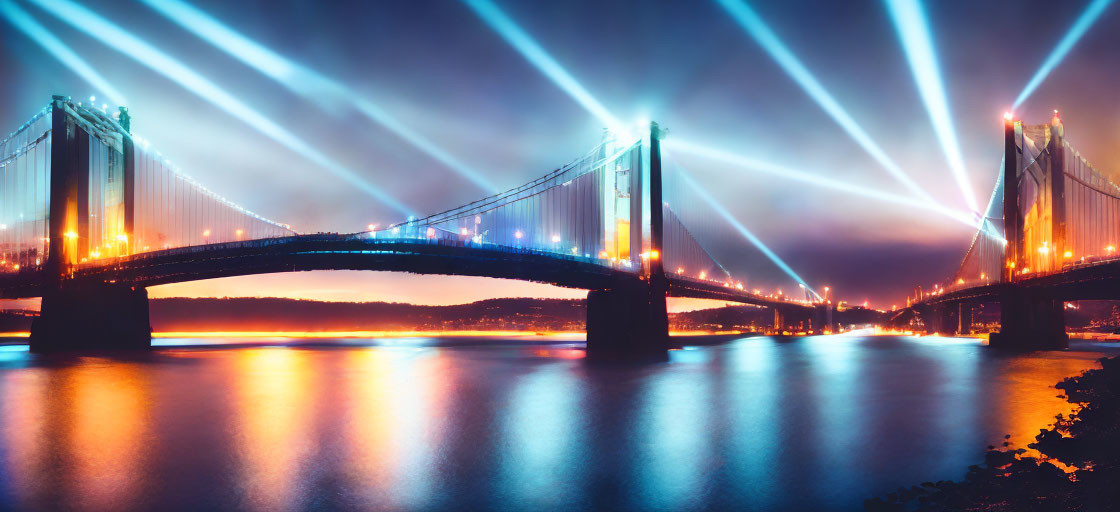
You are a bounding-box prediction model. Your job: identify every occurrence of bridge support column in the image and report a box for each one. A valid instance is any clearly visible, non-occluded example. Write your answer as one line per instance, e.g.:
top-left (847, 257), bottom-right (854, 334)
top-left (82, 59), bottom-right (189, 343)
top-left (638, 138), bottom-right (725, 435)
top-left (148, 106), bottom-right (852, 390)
top-left (586, 276), bottom-right (669, 362)
top-left (920, 305), bottom-right (956, 335)
top-left (811, 304), bottom-right (836, 333)
top-left (942, 306), bottom-right (959, 336)
top-left (30, 284), bottom-right (151, 353)
top-left (989, 292), bottom-right (1068, 350)
top-left (957, 302), bottom-right (972, 335)
top-left (772, 307), bottom-right (784, 333)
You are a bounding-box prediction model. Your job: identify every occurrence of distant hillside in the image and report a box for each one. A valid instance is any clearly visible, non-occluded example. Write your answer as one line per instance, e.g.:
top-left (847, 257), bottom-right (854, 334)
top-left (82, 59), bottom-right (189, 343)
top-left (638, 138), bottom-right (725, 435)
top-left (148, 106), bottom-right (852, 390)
top-left (0, 296), bottom-right (892, 334)
top-left (0, 310), bottom-right (35, 332)
top-left (671, 305), bottom-right (772, 331)
top-left (149, 297), bottom-right (781, 333)
top-left (149, 297), bottom-right (587, 332)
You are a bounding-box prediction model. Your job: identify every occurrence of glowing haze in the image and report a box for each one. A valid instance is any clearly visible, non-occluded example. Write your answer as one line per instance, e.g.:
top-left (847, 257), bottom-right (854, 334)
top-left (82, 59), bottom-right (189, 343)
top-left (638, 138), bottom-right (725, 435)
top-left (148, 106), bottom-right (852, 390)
top-left (1, 0), bottom-right (1116, 308)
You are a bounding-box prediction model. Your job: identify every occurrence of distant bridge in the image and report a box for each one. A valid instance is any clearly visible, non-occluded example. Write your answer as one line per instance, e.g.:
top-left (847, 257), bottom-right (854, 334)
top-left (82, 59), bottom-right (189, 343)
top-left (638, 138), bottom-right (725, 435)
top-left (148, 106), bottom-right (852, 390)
top-left (0, 96), bottom-right (826, 358)
top-left (905, 112), bottom-right (1120, 349)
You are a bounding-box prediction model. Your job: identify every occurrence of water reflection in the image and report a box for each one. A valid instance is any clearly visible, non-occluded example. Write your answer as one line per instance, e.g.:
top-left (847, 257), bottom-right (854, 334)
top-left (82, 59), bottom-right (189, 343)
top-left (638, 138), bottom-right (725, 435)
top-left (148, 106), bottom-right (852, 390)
top-left (340, 348), bottom-right (447, 509)
top-left (232, 348), bottom-right (314, 511)
top-left (0, 337), bottom-right (1114, 511)
top-left (804, 335), bottom-right (864, 503)
top-left (987, 350), bottom-right (1106, 450)
top-left (722, 337), bottom-right (780, 509)
top-left (0, 358), bottom-right (151, 511)
top-left (0, 367), bottom-right (47, 507)
top-left (634, 355), bottom-right (713, 510)
top-left (67, 364), bottom-right (150, 511)
top-left (499, 361), bottom-right (584, 508)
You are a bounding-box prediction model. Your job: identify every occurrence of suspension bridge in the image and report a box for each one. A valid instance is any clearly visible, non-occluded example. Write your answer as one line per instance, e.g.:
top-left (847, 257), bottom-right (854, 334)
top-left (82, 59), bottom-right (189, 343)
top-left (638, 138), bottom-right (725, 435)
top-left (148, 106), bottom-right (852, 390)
top-left (0, 95), bottom-right (832, 359)
top-left (904, 111), bottom-right (1120, 349)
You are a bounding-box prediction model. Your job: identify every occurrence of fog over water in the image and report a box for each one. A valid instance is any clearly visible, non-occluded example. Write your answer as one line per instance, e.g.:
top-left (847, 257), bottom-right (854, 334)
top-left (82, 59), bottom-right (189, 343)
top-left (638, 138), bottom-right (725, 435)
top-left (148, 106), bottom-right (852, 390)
top-left (0, 335), bottom-right (1115, 511)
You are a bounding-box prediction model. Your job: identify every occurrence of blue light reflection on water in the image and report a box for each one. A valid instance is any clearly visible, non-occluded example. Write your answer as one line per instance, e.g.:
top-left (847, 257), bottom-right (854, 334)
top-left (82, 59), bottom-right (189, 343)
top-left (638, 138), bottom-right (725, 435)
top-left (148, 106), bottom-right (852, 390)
top-left (723, 336), bottom-right (781, 508)
top-left (0, 344), bottom-right (29, 366)
top-left (635, 349), bottom-right (712, 510)
top-left (805, 335), bottom-right (865, 504)
top-left (0, 335), bottom-right (1115, 511)
top-left (498, 360), bottom-right (585, 508)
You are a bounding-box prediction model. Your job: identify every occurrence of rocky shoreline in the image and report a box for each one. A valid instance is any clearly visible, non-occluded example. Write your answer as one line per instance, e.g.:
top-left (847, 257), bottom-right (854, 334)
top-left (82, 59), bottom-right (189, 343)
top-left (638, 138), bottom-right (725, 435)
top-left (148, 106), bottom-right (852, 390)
top-left (867, 355), bottom-right (1120, 511)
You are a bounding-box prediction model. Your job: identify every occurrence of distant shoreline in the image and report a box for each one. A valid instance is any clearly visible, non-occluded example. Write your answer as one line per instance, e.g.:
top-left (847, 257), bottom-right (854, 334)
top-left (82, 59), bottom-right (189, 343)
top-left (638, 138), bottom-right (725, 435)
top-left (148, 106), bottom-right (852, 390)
top-left (0, 296), bottom-right (786, 335)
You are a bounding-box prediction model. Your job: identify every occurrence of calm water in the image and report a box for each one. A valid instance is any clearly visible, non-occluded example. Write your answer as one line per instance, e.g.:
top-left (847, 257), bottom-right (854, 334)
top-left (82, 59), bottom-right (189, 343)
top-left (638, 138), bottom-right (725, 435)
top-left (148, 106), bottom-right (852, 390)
top-left (0, 334), bottom-right (1116, 511)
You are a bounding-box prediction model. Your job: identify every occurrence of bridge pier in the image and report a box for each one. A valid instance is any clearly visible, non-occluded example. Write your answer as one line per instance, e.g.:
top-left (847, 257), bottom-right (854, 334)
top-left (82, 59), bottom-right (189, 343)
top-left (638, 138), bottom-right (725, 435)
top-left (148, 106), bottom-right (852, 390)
top-left (30, 284), bottom-right (152, 353)
top-left (586, 276), bottom-right (669, 362)
top-left (811, 304), bottom-right (836, 333)
top-left (917, 304), bottom-right (955, 335)
top-left (957, 302), bottom-right (972, 335)
top-left (940, 305), bottom-right (959, 335)
top-left (989, 291), bottom-right (1068, 350)
top-left (772, 307), bottom-right (784, 333)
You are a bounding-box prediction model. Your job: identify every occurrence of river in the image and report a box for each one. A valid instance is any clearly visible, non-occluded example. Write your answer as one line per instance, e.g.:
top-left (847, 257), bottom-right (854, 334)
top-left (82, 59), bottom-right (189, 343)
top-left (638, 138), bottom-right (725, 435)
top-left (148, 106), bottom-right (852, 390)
top-left (0, 334), bottom-right (1115, 511)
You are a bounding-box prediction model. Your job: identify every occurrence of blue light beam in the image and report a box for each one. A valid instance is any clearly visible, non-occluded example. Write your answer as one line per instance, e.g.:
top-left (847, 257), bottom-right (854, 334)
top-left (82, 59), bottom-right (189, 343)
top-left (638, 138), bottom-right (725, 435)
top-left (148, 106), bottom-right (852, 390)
top-left (462, 0), bottom-right (626, 135)
top-left (714, 0), bottom-right (939, 207)
top-left (0, 0), bottom-right (126, 106)
top-left (666, 138), bottom-right (980, 229)
top-left (462, 0), bottom-right (821, 291)
top-left (1014, 0), bottom-right (1113, 108)
top-left (884, 0), bottom-right (978, 213)
top-left (678, 170), bottom-right (821, 299)
top-left (27, 0), bottom-right (415, 218)
top-left (138, 0), bottom-right (498, 194)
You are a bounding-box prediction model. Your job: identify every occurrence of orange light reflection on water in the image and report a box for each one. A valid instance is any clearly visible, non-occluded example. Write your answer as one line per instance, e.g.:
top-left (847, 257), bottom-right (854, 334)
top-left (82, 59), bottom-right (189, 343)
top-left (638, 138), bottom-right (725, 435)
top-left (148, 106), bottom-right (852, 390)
top-left (66, 364), bottom-right (150, 511)
top-left (342, 348), bottom-right (452, 508)
top-left (1, 369), bottom-right (48, 506)
top-left (152, 330), bottom-right (582, 338)
top-left (991, 354), bottom-right (1099, 464)
top-left (530, 347), bottom-right (585, 359)
top-left (232, 348), bottom-right (314, 512)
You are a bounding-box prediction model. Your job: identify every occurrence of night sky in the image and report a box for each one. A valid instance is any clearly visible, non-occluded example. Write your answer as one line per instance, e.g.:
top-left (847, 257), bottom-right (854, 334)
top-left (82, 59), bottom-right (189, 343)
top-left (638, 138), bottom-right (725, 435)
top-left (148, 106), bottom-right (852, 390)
top-left (2, 0), bottom-right (1118, 309)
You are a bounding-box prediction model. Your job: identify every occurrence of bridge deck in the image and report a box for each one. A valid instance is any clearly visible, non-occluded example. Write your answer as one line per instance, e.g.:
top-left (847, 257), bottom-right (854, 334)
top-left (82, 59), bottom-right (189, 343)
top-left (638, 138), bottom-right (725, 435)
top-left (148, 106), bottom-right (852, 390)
top-left (918, 258), bottom-right (1120, 305)
top-left (0, 234), bottom-right (812, 311)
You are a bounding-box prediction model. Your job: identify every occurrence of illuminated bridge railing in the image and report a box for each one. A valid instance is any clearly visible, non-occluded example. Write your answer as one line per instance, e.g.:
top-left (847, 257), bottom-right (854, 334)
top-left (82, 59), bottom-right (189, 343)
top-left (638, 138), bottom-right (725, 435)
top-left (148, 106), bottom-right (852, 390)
top-left (107, 233), bottom-right (606, 263)
top-left (78, 233), bottom-right (794, 307)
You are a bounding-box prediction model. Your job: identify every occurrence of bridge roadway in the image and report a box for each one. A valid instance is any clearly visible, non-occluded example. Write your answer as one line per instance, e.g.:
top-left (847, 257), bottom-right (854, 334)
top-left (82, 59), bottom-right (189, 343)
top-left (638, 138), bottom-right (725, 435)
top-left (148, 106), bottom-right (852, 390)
top-left (906, 258), bottom-right (1120, 349)
top-left (0, 233), bottom-right (812, 312)
top-left (918, 258), bottom-right (1120, 306)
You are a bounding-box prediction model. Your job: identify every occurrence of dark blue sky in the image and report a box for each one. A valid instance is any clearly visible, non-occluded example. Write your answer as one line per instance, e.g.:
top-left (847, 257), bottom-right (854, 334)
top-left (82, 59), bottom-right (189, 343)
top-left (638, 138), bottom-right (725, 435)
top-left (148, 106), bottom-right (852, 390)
top-left (2, 0), bottom-right (1117, 307)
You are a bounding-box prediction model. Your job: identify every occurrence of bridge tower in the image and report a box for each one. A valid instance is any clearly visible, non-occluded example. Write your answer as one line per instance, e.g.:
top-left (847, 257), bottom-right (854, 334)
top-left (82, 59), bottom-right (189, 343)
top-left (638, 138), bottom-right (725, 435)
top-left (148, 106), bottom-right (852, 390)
top-left (989, 113), bottom-right (1068, 350)
top-left (585, 122), bottom-right (671, 362)
top-left (1002, 114), bottom-right (1021, 281)
top-left (30, 96), bottom-right (151, 352)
